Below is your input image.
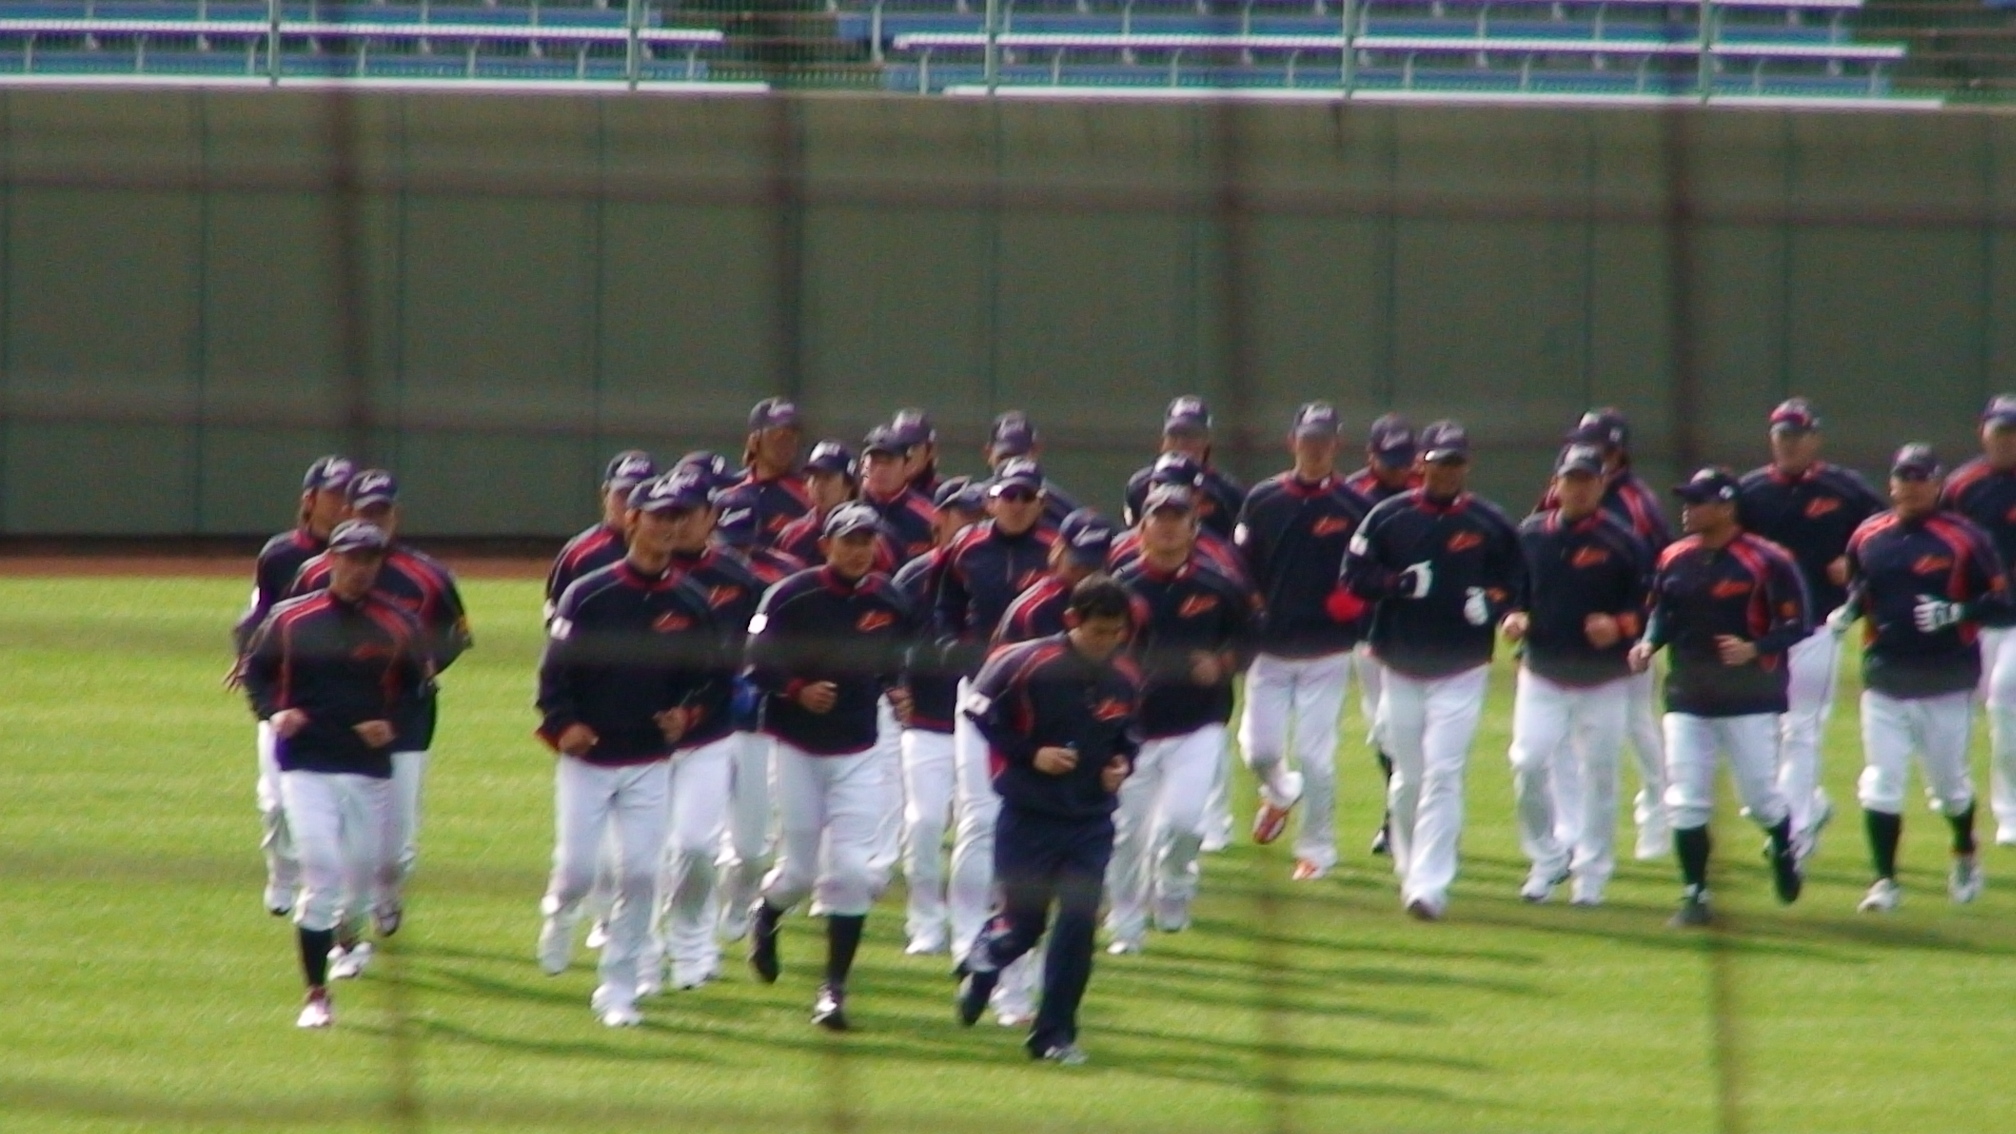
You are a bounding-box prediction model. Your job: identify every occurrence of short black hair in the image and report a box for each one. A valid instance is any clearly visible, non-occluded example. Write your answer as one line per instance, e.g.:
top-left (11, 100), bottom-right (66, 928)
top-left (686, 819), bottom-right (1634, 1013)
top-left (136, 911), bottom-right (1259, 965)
top-left (1068, 574), bottom-right (1134, 624)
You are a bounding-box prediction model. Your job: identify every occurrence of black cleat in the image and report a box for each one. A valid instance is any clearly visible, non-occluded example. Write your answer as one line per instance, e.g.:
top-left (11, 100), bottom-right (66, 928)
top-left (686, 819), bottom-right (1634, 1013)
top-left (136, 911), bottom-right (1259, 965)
top-left (748, 902), bottom-right (781, 984)
top-left (1669, 889), bottom-right (1712, 929)
top-left (1370, 821), bottom-right (1391, 857)
top-left (812, 984), bottom-right (849, 1031)
top-left (1770, 841), bottom-right (1804, 905)
top-left (956, 966), bottom-right (1000, 1027)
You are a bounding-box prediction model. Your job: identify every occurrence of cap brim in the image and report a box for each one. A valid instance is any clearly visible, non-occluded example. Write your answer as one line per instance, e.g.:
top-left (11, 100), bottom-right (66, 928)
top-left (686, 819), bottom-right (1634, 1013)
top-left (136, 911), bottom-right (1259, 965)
top-left (1421, 448), bottom-right (1468, 463)
top-left (1373, 447), bottom-right (1416, 466)
top-left (350, 494), bottom-right (397, 508)
top-left (1769, 421), bottom-right (1816, 435)
top-left (1556, 463), bottom-right (1603, 478)
top-left (1986, 413), bottom-right (2016, 429)
top-left (989, 481), bottom-right (1043, 497)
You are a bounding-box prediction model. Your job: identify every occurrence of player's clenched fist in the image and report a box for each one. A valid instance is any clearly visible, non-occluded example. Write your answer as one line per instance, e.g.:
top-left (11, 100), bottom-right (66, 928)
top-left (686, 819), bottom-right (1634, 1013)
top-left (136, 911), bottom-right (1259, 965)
top-left (1499, 612), bottom-right (1529, 642)
top-left (1583, 613), bottom-right (1621, 650)
top-left (796, 681), bottom-right (839, 714)
top-left (1100, 755), bottom-right (1131, 793)
top-left (1033, 746), bottom-right (1079, 775)
top-left (352, 720), bottom-right (395, 748)
top-left (886, 685), bottom-right (914, 726)
top-left (554, 722), bottom-right (598, 757)
top-left (268, 709), bottom-right (310, 739)
top-left (654, 707), bottom-right (693, 745)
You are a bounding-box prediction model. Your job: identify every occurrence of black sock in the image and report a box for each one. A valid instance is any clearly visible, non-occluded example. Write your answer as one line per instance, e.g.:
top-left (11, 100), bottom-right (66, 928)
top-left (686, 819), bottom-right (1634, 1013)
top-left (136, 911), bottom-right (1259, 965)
top-left (298, 927), bottom-right (335, 988)
top-left (755, 901), bottom-right (783, 933)
top-left (1376, 751), bottom-right (1394, 782)
top-left (1948, 803), bottom-right (1978, 856)
top-left (1675, 825), bottom-right (1711, 891)
top-left (1767, 816), bottom-right (1794, 855)
top-left (825, 914), bottom-right (865, 988)
top-left (1865, 809), bottom-right (1902, 879)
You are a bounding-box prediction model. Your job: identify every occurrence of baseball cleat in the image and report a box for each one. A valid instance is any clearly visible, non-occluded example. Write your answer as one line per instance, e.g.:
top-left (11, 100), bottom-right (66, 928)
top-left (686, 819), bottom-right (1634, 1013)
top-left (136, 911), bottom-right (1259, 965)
top-left (1032, 1042), bottom-right (1089, 1066)
top-left (1950, 854), bottom-right (1985, 903)
top-left (537, 916), bottom-right (573, 976)
top-left (1669, 888), bottom-right (1712, 928)
top-left (812, 985), bottom-right (850, 1031)
top-left (584, 919), bottom-right (610, 951)
top-left (956, 967), bottom-right (1000, 1027)
top-left (296, 987), bottom-right (333, 1029)
top-left (1858, 877), bottom-right (1901, 913)
top-left (1105, 936), bottom-right (1143, 956)
top-left (673, 961), bottom-right (720, 991)
top-left (1152, 896), bottom-right (1190, 933)
top-left (747, 902), bottom-right (781, 984)
top-left (1520, 864), bottom-right (1572, 903)
top-left (1569, 876), bottom-right (1605, 907)
top-left (1290, 859), bottom-right (1328, 882)
top-left (1252, 802), bottom-right (1294, 846)
top-left (264, 883), bottom-right (294, 918)
top-left (328, 941), bottom-right (374, 981)
top-left (1370, 822), bottom-right (1391, 857)
top-left (374, 904), bottom-right (403, 939)
top-left (592, 984), bottom-right (641, 1028)
top-left (1404, 895), bottom-right (1444, 922)
top-left (1769, 840), bottom-right (1804, 905)
top-left (904, 936), bottom-right (948, 957)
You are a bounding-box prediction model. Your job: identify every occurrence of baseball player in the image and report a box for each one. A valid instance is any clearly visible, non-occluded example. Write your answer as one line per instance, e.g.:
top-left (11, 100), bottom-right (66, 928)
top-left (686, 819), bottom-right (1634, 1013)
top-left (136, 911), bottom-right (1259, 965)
top-left (1344, 415), bottom-right (1419, 856)
top-left (1339, 420), bottom-right (1524, 920)
top-left (1108, 484), bottom-right (1253, 951)
top-left (288, 470), bottom-right (471, 950)
top-left (1123, 397), bottom-right (1246, 539)
top-left (1112, 454), bottom-right (1249, 585)
top-left (1939, 393), bottom-right (2016, 844)
top-left (1736, 399), bottom-right (1883, 858)
top-left (998, 509), bottom-right (1118, 646)
top-left (955, 575), bottom-right (1141, 1067)
top-left (1627, 467), bottom-right (1809, 928)
top-left (936, 457), bottom-right (1059, 962)
top-left (890, 477), bottom-right (990, 955)
top-left (1235, 402), bottom-right (1373, 881)
top-left (1542, 409), bottom-right (1674, 863)
top-left (1839, 444), bottom-right (2007, 911)
top-left (1502, 444), bottom-right (1652, 906)
top-left (986, 412), bottom-right (1079, 529)
top-left (890, 407), bottom-right (944, 498)
top-left (535, 475), bottom-right (721, 1026)
top-left (677, 450), bottom-right (737, 495)
top-left (733, 396), bottom-right (812, 546)
top-left (775, 440), bottom-right (861, 567)
top-left (859, 425), bottom-right (940, 566)
top-left (547, 451), bottom-right (659, 620)
top-left (743, 503), bottom-right (914, 1030)
top-left (242, 519), bottom-right (427, 1028)
top-left (231, 454), bottom-right (356, 917)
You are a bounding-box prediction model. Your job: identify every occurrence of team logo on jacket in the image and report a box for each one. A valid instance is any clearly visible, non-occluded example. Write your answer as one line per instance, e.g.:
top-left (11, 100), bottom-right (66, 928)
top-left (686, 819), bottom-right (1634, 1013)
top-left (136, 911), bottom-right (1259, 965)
top-left (1177, 594), bottom-right (1220, 618)
top-left (857, 609), bottom-right (896, 633)
top-left (1312, 516), bottom-right (1353, 538)
top-left (1803, 496), bottom-right (1842, 519)
top-left (1092, 697), bottom-right (1130, 722)
top-left (1447, 531), bottom-right (1484, 553)
top-left (1570, 546), bottom-right (1611, 568)
top-left (1913, 553), bottom-right (1954, 576)
top-left (707, 585), bottom-right (744, 610)
top-left (654, 612), bottom-right (693, 633)
top-left (1710, 579), bottom-right (1752, 599)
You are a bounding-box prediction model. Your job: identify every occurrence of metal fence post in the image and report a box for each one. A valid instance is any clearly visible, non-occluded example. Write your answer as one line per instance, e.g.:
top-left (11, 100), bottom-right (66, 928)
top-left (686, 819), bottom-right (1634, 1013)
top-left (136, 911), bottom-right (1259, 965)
top-left (1697, 0), bottom-right (1713, 103)
top-left (1341, 0), bottom-right (1356, 96)
top-left (626, 0), bottom-right (642, 89)
top-left (985, 0), bottom-right (1001, 93)
top-left (266, 0), bottom-right (281, 84)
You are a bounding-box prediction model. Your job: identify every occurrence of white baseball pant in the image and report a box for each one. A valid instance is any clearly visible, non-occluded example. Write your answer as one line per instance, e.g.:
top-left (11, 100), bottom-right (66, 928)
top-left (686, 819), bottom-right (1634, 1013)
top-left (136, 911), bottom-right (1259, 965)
top-left (542, 756), bottom-right (670, 1009)
top-left (716, 731), bottom-right (772, 935)
top-left (1199, 734), bottom-right (1235, 851)
top-left (279, 769), bottom-right (397, 934)
top-left (1238, 651), bottom-right (1352, 869)
top-left (900, 727), bottom-right (957, 950)
top-left (1626, 668), bottom-right (1671, 857)
top-left (1381, 664), bottom-right (1490, 910)
top-left (1778, 629), bottom-right (1842, 836)
top-left (870, 697), bottom-right (906, 882)
top-left (255, 721), bottom-right (299, 912)
top-left (1976, 627), bottom-right (2016, 841)
top-left (761, 741), bottom-right (888, 918)
top-left (389, 748), bottom-right (427, 892)
top-left (1106, 723), bottom-right (1225, 945)
top-left (1661, 713), bottom-right (1789, 832)
top-left (1860, 689), bottom-right (1975, 817)
top-left (1356, 643), bottom-right (1389, 754)
top-left (653, 734), bottom-right (738, 985)
top-left (1507, 668), bottom-right (1629, 887)
top-left (949, 678), bottom-right (999, 956)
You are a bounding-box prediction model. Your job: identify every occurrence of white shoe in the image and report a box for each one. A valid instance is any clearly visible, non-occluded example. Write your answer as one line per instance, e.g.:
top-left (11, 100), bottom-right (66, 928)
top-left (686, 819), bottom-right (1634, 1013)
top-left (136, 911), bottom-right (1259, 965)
top-left (328, 941), bottom-right (374, 981)
top-left (296, 988), bottom-right (333, 1028)
top-left (904, 936), bottom-right (948, 956)
top-left (264, 883), bottom-right (295, 918)
top-left (1997, 828), bottom-right (2016, 848)
top-left (592, 984), bottom-right (641, 1027)
top-left (1105, 936), bottom-right (1143, 956)
top-left (537, 916), bottom-right (574, 976)
top-left (1520, 864), bottom-right (1571, 903)
top-left (1951, 855), bottom-right (1985, 903)
top-left (1152, 896), bottom-right (1191, 933)
top-left (1404, 893), bottom-right (1446, 921)
top-left (1858, 877), bottom-right (1902, 913)
top-left (585, 920), bottom-right (610, 951)
top-left (1569, 876), bottom-right (1605, 907)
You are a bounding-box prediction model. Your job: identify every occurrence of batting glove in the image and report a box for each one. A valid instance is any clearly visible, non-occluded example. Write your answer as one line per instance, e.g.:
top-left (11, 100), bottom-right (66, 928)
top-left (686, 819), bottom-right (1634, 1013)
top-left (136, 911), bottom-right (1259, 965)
top-left (1398, 561), bottom-right (1434, 600)
top-left (1913, 595), bottom-right (1965, 634)
top-left (1462, 586), bottom-right (1490, 627)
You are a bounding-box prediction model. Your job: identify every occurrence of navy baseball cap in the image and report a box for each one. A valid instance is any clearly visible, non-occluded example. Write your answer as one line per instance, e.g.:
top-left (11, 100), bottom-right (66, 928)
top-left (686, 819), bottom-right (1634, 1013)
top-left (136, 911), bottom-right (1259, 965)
top-left (1983, 395), bottom-right (2016, 429)
top-left (1366, 414), bottom-right (1416, 467)
top-left (1164, 396), bottom-right (1212, 437)
top-left (629, 469), bottom-right (711, 514)
top-left (603, 450), bottom-right (658, 490)
top-left (933, 475), bottom-right (986, 516)
top-left (1058, 508), bottom-right (1117, 565)
top-left (990, 457), bottom-right (1045, 497)
top-left (302, 455), bottom-right (356, 493)
top-left (748, 397), bottom-right (801, 432)
top-left (1291, 401), bottom-right (1341, 440)
top-left (1567, 408), bottom-right (1630, 451)
top-left (676, 450), bottom-right (735, 493)
top-left (823, 501), bottom-right (883, 540)
top-left (989, 411), bottom-right (1038, 460)
top-left (862, 425), bottom-right (906, 458)
top-left (326, 519), bottom-right (391, 555)
top-left (890, 408), bottom-right (936, 449)
top-left (1769, 398), bottom-right (1821, 434)
top-left (346, 469), bottom-right (399, 509)
top-left (1149, 451), bottom-right (1204, 488)
top-left (1419, 420), bottom-right (1471, 464)
top-left (1891, 443), bottom-right (1943, 481)
top-left (1143, 483), bottom-right (1195, 514)
top-left (713, 487), bottom-right (761, 547)
top-left (803, 440), bottom-right (857, 479)
top-left (1674, 466), bottom-right (1740, 504)
top-left (1555, 443), bottom-right (1606, 478)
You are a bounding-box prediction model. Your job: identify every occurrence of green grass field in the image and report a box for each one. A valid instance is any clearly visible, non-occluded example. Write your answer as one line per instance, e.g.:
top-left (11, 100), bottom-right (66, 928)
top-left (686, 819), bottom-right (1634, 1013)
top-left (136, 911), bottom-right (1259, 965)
top-left (5, 575), bottom-right (2014, 1134)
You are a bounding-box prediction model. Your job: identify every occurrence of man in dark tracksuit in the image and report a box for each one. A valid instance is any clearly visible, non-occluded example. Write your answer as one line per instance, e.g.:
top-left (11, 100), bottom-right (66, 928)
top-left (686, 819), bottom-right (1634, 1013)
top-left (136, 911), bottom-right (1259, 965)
top-left (546, 450), bottom-right (659, 620)
top-left (774, 440), bottom-right (862, 569)
top-left (1939, 393), bottom-right (2016, 843)
top-left (1122, 397), bottom-right (1246, 540)
top-left (1628, 467), bottom-right (1811, 928)
top-left (243, 520), bottom-right (427, 1029)
top-left (733, 396), bottom-right (812, 547)
top-left (956, 576), bottom-right (1142, 1067)
top-left (986, 412), bottom-right (1080, 530)
top-left (997, 509), bottom-right (1118, 647)
top-left (859, 425), bottom-right (940, 567)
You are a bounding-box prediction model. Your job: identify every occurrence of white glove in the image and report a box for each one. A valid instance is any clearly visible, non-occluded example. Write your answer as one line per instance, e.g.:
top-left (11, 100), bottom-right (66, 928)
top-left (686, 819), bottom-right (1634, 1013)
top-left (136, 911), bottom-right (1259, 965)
top-left (1913, 595), bottom-right (1965, 634)
top-left (1824, 605), bottom-right (1856, 639)
top-left (1463, 586), bottom-right (1490, 627)
top-left (1397, 561), bottom-right (1434, 600)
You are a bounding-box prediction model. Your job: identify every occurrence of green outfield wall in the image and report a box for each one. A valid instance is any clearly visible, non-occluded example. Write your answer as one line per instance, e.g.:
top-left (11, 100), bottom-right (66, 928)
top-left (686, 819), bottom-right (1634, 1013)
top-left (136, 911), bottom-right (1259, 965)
top-left (0, 91), bottom-right (2008, 535)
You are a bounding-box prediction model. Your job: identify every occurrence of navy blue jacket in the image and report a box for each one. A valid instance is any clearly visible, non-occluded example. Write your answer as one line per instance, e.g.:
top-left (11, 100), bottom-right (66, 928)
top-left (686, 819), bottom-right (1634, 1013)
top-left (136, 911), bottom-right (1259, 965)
top-left (1845, 510), bottom-right (2015, 698)
top-left (666, 547), bottom-right (767, 748)
top-left (893, 548), bottom-right (962, 735)
top-left (1738, 462), bottom-right (1885, 617)
top-left (966, 634), bottom-right (1143, 821)
top-left (935, 520), bottom-right (1055, 676)
top-left (243, 590), bottom-right (429, 778)
top-left (546, 522), bottom-right (626, 616)
top-left (995, 574), bottom-right (1074, 647)
top-left (1124, 463), bottom-right (1245, 539)
top-left (1515, 509), bottom-right (1652, 687)
top-left (746, 566), bottom-right (911, 756)
top-left (1342, 490), bottom-right (1525, 679)
top-left (1344, 466), bottom-right (1420, 506)
top-left (729, 470), bottom-right (813, 548)
top-left (860, 485), bottom-right (940, 567)
top-left (1538, 468), bottom-right (1672, 555)
top-left (1645, 532), bottom-right (1811, 717)
top-left (234, 527), bottom-right (329, 655)
top-left (1943, 458), bottom-right (2016, 570)
top-left (1114, 556), bottom-right (1255, 739)
top-left (537, 561), bottom-right (723, 765)
top-left (1236, 471), bottom-right (1372, 659)
top-left (291, 544), bottom-right (471, 750)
